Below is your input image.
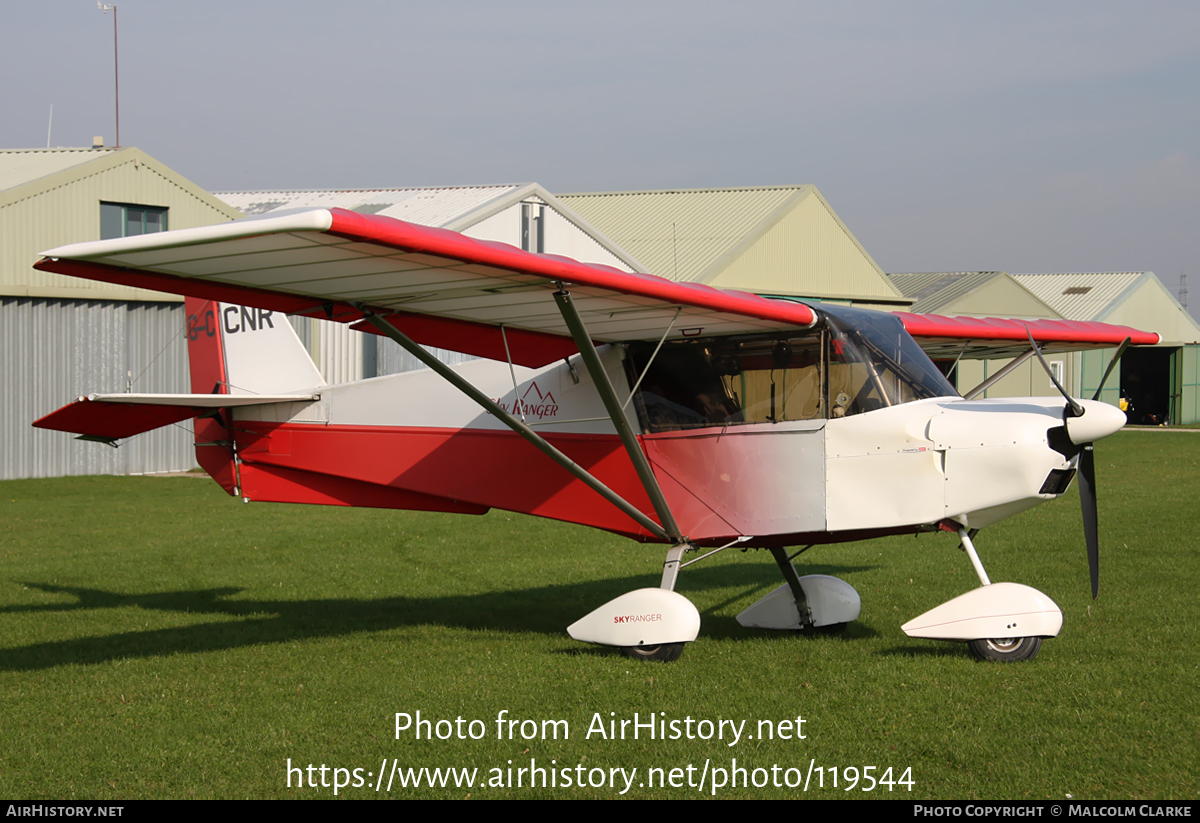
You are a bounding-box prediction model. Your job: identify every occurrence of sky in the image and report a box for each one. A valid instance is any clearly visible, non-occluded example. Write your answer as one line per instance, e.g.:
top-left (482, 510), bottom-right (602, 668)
top-left (3, 1), bottom-right (1197, 312)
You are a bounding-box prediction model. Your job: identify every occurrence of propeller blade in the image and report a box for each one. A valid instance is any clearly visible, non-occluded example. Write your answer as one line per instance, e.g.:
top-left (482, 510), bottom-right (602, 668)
top-left (1091, 337), bottom-right (1131, 401)
top-left (1025, 327), bottom-right (1084, 417)
top-left (1077, 444), bottom-right (1100, 599)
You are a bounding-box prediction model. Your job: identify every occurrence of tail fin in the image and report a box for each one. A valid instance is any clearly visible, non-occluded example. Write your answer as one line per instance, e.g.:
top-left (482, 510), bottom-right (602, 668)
top-left (185, 299), bottom-right (324, 395)
top-left (33, 300), bottom-right (321, 498)
top-left (185, 298), bottom-right (323, 495)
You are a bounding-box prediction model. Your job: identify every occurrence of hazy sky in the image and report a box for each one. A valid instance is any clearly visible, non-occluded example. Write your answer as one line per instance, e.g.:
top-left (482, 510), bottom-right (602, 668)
top-left (4, 1), bottom-right (1197, 311)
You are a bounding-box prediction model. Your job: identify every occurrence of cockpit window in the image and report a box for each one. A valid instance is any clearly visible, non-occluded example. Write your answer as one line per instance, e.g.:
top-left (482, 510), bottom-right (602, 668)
top-left (626, 334), bottom-right (824, 432)
top-left (718, 336), bottom-right (823, 423)
top-left (627, 345), bottom-right (744, 430)
top-left (625, 304), bottom-right (958, 433)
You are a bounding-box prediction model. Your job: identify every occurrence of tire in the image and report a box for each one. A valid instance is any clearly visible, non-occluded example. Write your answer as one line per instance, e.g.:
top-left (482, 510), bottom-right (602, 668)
top-left (967, 636), bottom-right (1042, 662)
top-left (620, 643), bottom-right (685, 662)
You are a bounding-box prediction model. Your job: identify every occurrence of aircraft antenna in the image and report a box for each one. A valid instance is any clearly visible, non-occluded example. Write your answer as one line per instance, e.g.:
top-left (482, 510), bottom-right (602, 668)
top-left (98, 3), bottom-right (119, 147)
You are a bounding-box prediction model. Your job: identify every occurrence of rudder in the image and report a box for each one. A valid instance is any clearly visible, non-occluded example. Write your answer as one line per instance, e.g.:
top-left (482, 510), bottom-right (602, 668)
top-left (184, 299), bottom-right (324, 495)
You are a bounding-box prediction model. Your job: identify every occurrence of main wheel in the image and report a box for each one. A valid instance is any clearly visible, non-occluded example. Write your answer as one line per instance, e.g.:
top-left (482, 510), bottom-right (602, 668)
top-left (620, 643), bottom-right (685, 662)
top-left (967, 636), bottom-right (1042, 662)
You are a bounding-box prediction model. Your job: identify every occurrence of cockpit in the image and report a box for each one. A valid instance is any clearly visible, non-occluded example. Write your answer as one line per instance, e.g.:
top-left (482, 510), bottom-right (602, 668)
top-left (624, 304), bottom-right (959, 433)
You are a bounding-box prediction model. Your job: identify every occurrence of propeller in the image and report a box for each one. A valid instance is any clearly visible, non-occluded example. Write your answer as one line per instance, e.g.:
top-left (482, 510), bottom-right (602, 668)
top-left (1026, 330), bottom-right (1131, 599)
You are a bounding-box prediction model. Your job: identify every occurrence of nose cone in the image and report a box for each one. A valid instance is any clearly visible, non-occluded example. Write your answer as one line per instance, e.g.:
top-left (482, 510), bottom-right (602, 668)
top-left (1066, 399), bottom-right (1127, 445)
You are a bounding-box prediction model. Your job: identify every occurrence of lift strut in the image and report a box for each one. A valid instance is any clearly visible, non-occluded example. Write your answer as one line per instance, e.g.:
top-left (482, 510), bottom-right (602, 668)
top-left (358, 307), bottom-right (674, 543)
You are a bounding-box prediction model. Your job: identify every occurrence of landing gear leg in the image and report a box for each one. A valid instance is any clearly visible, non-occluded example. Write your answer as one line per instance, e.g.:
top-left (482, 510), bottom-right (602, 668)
top-left (736, 548), bottom-right (861, 631)
top-left (958, 528), bottom-right (990, 587)
top-left (956, 529), bottom-right (1042, 662)
top-left (660, 543), bottom-right (688, 592)
top-left (768, 546), bottom-right (814, 629)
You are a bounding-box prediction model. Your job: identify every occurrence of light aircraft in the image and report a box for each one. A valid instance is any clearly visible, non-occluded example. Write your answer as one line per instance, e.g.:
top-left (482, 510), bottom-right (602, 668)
top-left (31, 208), bottom-right (1158, 662)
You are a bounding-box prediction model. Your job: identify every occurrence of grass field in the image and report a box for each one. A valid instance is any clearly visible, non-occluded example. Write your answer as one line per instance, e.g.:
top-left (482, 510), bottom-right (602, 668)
top-left (1, 431), bottom-right (1196, 800)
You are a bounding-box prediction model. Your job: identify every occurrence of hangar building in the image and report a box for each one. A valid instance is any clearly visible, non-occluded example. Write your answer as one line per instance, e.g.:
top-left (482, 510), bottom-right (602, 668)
top-left (0, 147), bottom-right (241, 479)
top-left (1014, 272), bottom-right (1200, 425)
top-left (4, 168), bottom-right (643, 480)
top-left (888, 270), bottom-right (1200, 424)
top-left (558, 185), bottom-right (911, 310)
top-left (559, 186), bottom-right (1194, 423)
top-left (888, 271), bottom-right (1070, 400)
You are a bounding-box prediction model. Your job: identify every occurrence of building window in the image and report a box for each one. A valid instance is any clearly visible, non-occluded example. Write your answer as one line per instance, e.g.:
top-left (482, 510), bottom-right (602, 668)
top-left (100, 202), bottom-right (168, 240)
top-left (1049, 360), bottom-right (1065, 387)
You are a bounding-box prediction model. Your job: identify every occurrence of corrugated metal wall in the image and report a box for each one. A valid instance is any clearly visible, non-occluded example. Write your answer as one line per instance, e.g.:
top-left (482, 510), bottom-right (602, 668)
top-left (464, 204), bottom-right (635, 273)
top-left (375, 337), bottom-right (476, 376)
top-left (2, 298), bottom-right (196, 479)
top-left (2, 151), bottom-right (485, 480)
top-left (1081, 348), bottom-right (1119, 406)
top-left (287, 315), bottom-right (476, 384)
top-left (288, 316), bottom-right (365, 385)
top-left (0, 301), bottom-right (478, 481)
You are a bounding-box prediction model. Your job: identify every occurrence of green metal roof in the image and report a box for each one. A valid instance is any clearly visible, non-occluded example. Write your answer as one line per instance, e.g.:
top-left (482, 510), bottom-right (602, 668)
top-left (559, 186), bottom-right (807, 282)
top-left (0, 148), bottom-right (120, 193)
top-left (1012, 272), bottom-right (1148, 321)
top-left (889, 271), bottom-right (1007, 313)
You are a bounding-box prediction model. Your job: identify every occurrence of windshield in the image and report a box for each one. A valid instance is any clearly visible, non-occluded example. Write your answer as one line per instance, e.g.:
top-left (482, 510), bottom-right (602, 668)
top-left (820, 303), bottom-right (959, 418)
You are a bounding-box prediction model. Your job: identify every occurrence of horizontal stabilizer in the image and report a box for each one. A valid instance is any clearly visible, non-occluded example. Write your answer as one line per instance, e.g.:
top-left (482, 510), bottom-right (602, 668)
top-left (34, 393), bottom-right (318, 439)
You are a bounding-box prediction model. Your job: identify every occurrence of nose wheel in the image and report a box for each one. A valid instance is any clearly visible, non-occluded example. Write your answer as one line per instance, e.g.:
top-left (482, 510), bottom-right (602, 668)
top-left (967, 636), bottom-right (1042, 662)
top-left (620, 643), bottom-right (686, 662)
top-left (901, 530), bottom-right (1062, 661)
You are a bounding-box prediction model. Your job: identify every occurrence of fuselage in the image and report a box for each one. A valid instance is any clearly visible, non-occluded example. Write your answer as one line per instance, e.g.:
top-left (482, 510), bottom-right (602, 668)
top-left (221, 343), bottom-right (1123, 546)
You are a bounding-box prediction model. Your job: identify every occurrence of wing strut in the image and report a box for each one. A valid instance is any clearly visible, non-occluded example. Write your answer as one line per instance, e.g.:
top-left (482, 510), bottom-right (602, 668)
top-left (357, 308), bottom-right (672, 543)
top-left (552, 287), bottom-right (686, 548)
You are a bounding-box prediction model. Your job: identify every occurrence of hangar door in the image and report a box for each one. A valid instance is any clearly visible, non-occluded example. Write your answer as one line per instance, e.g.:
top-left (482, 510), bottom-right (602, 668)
top-left (1173, 345), bottom-right (1200, 425)
top-left (1118, 346), bottom-right (1199, 426)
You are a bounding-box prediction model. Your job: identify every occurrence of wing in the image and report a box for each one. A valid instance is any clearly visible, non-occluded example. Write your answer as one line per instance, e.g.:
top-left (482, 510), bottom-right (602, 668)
top-left (37, 208), bottom-right (1158, 364)
top-left (36, 209), bottom-right (818, 368)
top-left (896, 312), bottom-right (1158, 359)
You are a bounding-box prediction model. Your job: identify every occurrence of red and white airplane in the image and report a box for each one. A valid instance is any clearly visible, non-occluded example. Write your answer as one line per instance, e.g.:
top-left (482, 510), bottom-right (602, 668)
top-left (31, 208), bottom-right (1157, 662)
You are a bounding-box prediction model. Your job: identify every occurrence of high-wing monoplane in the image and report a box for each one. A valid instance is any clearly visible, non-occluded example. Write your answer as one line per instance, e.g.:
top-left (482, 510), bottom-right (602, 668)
top-left (31, 209), bottom-right (1158, 662)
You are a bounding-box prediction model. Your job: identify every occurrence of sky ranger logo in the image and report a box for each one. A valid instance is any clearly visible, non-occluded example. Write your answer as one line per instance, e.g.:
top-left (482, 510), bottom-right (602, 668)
top-left (490, 381), bottom-right (559, 420)
top-left (613, 613), bottom-right (662, 624)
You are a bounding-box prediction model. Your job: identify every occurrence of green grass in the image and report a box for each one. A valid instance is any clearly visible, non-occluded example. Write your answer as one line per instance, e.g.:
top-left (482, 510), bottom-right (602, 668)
top-left (1, 431), bottom-right (1196, 799)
